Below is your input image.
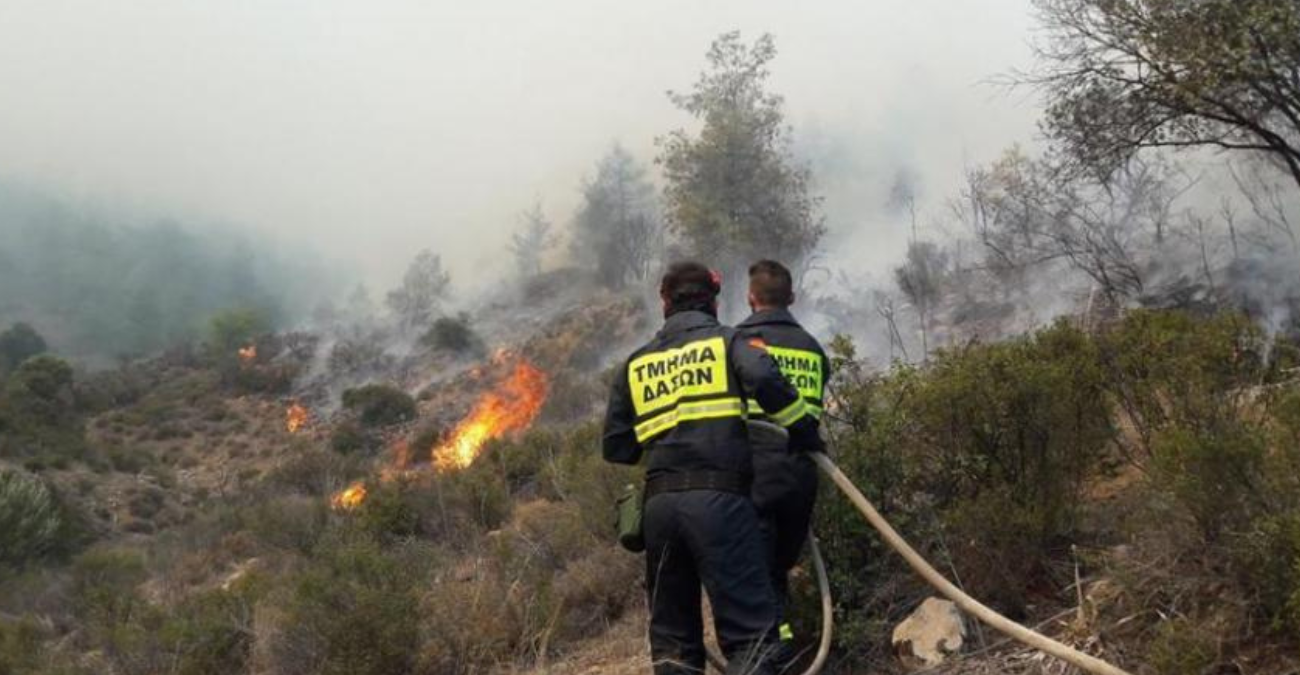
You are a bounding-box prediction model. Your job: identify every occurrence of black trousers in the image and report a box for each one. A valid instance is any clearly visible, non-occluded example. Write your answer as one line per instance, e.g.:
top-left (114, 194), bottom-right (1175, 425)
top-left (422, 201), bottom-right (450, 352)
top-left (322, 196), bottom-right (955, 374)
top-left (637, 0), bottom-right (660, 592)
top-left (643, 489), bottom-right (779, 675)
top-left (752, 452), bottom-right (818, 625)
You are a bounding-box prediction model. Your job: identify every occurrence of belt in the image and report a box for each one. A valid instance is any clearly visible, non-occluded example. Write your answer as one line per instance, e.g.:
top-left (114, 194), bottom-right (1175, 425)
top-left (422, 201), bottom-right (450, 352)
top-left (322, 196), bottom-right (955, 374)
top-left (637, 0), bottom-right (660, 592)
top-left (644, 470), bottom-right (748, 500)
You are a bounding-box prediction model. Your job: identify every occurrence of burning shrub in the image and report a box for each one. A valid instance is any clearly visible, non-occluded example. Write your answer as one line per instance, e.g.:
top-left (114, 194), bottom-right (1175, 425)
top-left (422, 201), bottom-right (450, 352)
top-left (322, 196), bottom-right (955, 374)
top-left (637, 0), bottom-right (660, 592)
top-left (341, 384), bottom-right (416, 428)
top-left (420, 312), bottom-right (482, 354)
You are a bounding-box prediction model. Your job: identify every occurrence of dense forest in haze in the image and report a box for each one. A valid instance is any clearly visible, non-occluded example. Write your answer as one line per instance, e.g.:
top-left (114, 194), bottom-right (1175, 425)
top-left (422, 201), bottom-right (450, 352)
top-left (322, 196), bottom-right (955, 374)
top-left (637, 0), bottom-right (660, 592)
top-left (0, 182), bottom-right (333, 364)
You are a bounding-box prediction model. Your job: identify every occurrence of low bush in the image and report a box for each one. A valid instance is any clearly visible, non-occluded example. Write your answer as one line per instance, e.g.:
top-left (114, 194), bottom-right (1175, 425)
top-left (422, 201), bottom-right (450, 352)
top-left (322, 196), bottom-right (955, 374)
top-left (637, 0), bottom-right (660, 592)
top-left (259, 535), bottom-right (421, 675)
top-left (420, 313), bottom-right (482, 354)
top-left (0, 616), bottom-right (45, 674)
top-left (341, 384), bottom-right (416, 427)
top-left (0, 470), bottom-right (64, 570)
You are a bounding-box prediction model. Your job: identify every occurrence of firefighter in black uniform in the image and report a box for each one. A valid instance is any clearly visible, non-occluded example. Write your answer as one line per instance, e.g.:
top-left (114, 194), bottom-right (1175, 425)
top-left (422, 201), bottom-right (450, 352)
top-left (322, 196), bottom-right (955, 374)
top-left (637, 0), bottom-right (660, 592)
top-left (736, 260), bottom-right (829, 666)
top-left (603, 261), bottom-right (823, 675)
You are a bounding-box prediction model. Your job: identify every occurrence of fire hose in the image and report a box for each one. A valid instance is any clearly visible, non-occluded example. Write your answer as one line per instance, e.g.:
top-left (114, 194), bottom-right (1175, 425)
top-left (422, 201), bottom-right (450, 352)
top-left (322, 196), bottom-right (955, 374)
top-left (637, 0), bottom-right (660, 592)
top-left (706, 423), bottom-right (1132, 675)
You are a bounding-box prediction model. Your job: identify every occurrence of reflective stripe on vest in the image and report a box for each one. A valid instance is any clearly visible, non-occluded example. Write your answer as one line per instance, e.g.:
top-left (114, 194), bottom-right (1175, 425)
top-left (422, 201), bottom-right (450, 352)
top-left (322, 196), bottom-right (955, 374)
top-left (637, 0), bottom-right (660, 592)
top-left (633, 397), bottom-right (746, 443)
top-left (748, 398), bottom-right (823, 419)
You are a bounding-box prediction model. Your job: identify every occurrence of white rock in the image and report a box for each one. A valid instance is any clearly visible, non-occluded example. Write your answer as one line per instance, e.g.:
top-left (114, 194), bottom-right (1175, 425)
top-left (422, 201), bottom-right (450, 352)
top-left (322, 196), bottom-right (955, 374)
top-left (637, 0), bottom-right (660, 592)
top-left (892, 597), bottom-right (967, 668)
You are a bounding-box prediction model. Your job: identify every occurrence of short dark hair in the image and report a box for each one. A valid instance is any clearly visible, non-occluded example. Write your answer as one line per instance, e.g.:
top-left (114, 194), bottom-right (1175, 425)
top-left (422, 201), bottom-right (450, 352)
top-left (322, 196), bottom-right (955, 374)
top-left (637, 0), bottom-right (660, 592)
top-left (748, 259), bottom-right (794, 307)
top-left (660, 261), bottom-right (720, 309)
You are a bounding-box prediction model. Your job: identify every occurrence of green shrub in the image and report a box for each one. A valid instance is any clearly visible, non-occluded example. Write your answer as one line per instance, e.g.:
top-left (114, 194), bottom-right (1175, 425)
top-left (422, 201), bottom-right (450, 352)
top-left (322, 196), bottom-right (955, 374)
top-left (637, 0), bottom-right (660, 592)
top-left (1146, 617), bottom-right (1217, 675)
top-left (341, 384), bottom-right (416, 427)
top-left (264, 448), bottom-right (365, 497)
top-left (1153, 422), bottom-right (1267, 541)
top-left (354, 483), bottom-right (421, 542)
top-left (0, 616), bottom-right (44, 674)
top-left (263, 536), bottom-right (420, 675)
top-left (158, 581), bottom-right (265, 675)
top-left (0, 470), bottom-right (63, 569)
top-left (206, 307), bottom-right (269, 357)
top-left (69, 548), bottom-right (149, 640)
top-left (0, 322), bottom-right (47, 377)
top-left (420, 313), bottom-right (481, 353)
top-left (0, 356), bottom-right (87, 464)
top-left (812, 321), bottom-right (1116, 659)
top-left (1098, 310), bottom-right (1272, 457)
top-left (328, 419), bottom-right (375, 456)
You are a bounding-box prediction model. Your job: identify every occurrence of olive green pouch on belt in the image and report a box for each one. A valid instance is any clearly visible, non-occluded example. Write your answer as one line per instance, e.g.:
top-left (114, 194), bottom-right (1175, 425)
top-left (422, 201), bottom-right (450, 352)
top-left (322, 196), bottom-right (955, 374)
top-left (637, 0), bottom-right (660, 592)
top-left (616, 482), bottom-right (645, 552)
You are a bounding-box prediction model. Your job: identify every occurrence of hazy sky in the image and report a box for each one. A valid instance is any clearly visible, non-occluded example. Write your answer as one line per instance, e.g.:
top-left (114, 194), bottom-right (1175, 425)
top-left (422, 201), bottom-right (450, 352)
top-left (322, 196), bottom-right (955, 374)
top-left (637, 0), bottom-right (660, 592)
top-left (0, 0), bottom-right (1043, 292)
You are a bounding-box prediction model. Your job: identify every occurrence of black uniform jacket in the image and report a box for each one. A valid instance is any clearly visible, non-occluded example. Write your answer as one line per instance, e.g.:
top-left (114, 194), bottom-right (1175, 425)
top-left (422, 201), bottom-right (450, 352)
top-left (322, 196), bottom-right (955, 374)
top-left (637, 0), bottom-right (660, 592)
top-left (737, 307), bottom-right (827, 517)
top-left (602, 310), bottom-right (808, 481)
top-left (736, 308), bottom-right (830, 421)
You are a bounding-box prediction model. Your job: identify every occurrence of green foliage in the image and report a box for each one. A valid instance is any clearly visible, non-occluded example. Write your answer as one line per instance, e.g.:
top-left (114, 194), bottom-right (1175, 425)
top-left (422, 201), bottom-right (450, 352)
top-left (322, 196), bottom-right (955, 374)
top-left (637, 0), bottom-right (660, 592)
top-left (0, 323), bottom-right (47, 378)
top-left (266, 536), bottom-right (420, 675)
top-left (1146, 617), bottom-right (1217, 675)
top-left (341, 384), bottom-right (416, 427)
top-left (0, 470), bottom-right (62, 569)
top-left (69, 548), bottom-right (149, 640)
top-left (1098, 310), bottom-right (1270, 456)
top-left (0, 617), bottom-right (45, 675)
top-left (340, 384), bottom-right (416, 427)
top-left (419, 312), bottom-right (481, 354)
top-left (329, 419), bottom-right (376, 456)
top-left (206, 307), bottom-right (269, 356)
top-left (815, 320), bottom-right (1115, 657)
top-left (159, 582), bottom-right (264, 675)
top-left (354, 483), bottom-right (421, 542)
top-left (570, 144), bottom-right (662, 288)
top-left (659, 32), bottom-right (823, 275)
top-left (2, 356), bottom-right (76, 429)
top-left (1153, 422), bottom-right (1267, 541)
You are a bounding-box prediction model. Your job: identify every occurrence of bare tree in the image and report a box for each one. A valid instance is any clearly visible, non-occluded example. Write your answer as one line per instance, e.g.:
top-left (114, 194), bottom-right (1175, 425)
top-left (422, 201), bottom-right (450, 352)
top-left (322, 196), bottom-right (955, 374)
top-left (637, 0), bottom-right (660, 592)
top-left (385, 250), bottom-right (450, 332)
top-left (1028, 0), bottom-right (1300, 191)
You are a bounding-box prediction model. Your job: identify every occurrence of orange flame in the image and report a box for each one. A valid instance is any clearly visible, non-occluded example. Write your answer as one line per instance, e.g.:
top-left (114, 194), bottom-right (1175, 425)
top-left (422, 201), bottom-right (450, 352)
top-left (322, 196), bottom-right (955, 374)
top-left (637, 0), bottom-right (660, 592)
top-left (327, 356), bottom-right (548, 510)
top-left (238, 345), bottom-right (257, 363)
top-left (432, 360), bottom-right (548, 471)
top-left (331, 481), bottom-right (367, 510)
top-left (286, 403), bottom-right (310, 433)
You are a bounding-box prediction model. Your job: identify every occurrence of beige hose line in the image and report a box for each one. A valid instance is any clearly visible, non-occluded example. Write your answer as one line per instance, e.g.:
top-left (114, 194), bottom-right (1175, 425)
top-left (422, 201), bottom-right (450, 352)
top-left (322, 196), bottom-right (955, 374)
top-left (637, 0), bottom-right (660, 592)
top-left (810, 451), bottom-right (1132, 675)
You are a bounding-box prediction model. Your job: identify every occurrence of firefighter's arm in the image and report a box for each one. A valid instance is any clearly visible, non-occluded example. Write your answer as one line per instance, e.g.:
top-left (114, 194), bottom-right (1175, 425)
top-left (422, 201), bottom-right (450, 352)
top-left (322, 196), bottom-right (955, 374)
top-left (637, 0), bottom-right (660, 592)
top-left (601, 361), bottom-right (643, 465)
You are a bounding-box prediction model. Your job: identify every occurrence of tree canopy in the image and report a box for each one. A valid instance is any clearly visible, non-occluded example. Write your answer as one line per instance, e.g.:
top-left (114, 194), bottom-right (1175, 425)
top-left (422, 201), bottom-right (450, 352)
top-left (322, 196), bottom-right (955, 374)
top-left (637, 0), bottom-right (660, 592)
top-left (571, 145), bottom-right (662, 289)
top-left (658, 32), bottom-right (823, 281)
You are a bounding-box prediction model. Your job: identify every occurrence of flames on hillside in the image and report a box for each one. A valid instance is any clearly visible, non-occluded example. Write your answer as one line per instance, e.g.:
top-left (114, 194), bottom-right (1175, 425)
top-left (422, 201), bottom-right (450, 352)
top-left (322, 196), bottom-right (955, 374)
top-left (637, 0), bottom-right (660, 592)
top-left (286, 403), bottom-right (310, 433)
top-left (238, 345), bottom-right (257, 364)
top-left (330, 355), bottom-right (549, 511)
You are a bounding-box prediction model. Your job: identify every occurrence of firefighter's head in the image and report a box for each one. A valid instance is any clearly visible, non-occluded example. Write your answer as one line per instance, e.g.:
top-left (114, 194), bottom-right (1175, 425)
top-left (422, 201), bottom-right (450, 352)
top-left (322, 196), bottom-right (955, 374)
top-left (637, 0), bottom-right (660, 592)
top-left (660, 261), bottom-right (721, 318)
top-left (748, 259), bottom-right (794, 311)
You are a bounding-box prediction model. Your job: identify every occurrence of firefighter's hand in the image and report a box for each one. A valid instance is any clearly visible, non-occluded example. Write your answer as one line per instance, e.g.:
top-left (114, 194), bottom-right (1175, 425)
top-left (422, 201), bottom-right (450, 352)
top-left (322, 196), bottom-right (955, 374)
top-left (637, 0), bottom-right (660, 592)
top-left (787, 418), bottom-right (825, 454)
